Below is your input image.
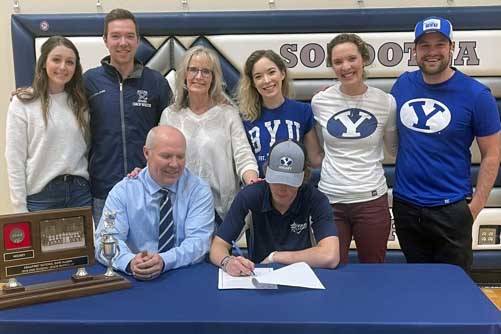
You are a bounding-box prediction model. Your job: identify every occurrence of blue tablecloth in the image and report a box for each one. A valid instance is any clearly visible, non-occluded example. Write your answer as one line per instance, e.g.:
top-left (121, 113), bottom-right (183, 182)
top-left (0, 263), bottom-right (499, 334)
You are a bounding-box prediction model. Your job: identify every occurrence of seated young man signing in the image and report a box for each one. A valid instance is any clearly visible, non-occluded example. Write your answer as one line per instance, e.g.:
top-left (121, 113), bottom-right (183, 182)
top-left (210, 140), bottom-right (340, 276)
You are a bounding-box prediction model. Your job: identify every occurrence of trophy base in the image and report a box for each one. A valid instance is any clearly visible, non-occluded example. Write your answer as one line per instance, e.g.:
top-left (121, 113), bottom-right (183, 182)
top-left (71, 274), bottom-right (94, 282)
top-left (2, 285), bottom-right (25, 293)
top-left (0, 274), bottom-right (131, 309)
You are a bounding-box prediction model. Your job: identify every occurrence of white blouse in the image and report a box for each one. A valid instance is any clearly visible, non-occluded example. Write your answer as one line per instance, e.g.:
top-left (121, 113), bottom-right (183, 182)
top-left (160, 104), bottom-right (258, 219)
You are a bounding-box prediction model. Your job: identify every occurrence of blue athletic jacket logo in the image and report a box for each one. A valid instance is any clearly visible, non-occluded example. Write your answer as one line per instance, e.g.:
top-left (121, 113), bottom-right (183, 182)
top-left (326, 108), bottom-right (377, 139)
top-left (400, 98), bottom-right (451, 133)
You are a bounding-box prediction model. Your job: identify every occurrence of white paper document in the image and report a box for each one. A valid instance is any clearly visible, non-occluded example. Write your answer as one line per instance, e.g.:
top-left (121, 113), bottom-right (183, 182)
top-left (253, 262), bottom-right (325, 289)
top-left (218, 268), bottom-right (278, 289)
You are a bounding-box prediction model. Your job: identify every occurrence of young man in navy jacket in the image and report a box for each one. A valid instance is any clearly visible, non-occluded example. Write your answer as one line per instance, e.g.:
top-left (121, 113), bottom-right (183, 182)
top-left (84, 8), bottom-right (172, 224)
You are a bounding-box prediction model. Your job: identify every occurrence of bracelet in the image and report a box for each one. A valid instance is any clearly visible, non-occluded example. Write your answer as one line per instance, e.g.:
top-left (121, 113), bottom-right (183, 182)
top-left (220, 255), bottom-right (231, 267)
top-left (220, 255), bottom-right (233, 272)
top-left (268, 251), bottom-right (277, 264)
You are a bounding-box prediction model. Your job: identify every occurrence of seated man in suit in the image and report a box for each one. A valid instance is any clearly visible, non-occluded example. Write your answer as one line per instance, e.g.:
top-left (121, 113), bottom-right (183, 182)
top-left (210, 140), bottom-right (339, 276)
top-left (95, 125), bottom-right (214, 280)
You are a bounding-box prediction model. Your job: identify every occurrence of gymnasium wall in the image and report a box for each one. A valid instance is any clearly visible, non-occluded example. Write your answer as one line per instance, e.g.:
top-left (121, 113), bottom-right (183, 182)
top-left (2, 1), bottom-right (501, 257)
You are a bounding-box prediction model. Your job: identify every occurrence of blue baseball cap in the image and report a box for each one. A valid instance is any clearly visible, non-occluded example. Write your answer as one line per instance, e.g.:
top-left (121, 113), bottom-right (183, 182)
top-left (414, 16), bottom-right (453, 43)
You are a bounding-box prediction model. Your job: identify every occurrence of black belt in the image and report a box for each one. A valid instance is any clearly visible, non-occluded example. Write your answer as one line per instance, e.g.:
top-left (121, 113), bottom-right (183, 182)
top-left (53, 175), bottom-right (80, 182)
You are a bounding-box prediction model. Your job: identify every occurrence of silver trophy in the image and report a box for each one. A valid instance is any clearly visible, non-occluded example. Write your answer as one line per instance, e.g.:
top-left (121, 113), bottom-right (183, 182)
top-left (100, 211), bottom-right (120, 277)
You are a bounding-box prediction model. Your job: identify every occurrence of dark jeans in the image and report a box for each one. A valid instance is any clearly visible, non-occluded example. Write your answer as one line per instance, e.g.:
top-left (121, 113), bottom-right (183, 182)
top-left (92, 197), bottom-right (106, 228)
top-left (332, 194), bottom-right (391, 264)
top-left (27, 175), bottom-right (92, 212)
top-left (393, 198), bottom-right (473, 272)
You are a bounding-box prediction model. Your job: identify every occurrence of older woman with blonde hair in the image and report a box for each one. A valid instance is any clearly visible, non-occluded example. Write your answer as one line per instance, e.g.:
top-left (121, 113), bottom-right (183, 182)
top-left (237, 49), bottom-right (323, 177)
top-left (160, 46), bottom-right (258, 223)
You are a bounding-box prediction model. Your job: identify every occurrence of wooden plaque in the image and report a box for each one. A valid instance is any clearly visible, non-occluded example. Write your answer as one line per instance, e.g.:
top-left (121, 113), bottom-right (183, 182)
top-left (0, 207), bottom-right (95, 279)
top-left (0, 207), bottom-right (130, 309)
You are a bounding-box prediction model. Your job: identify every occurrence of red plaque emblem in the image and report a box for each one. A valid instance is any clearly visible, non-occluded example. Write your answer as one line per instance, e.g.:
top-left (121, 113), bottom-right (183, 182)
top-left (4, 222), bottom-right (32, 250)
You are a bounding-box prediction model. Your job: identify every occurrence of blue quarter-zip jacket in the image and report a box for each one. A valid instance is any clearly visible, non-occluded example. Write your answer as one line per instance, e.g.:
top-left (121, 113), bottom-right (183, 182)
top-left (84, 57), bottom-right (171, 199)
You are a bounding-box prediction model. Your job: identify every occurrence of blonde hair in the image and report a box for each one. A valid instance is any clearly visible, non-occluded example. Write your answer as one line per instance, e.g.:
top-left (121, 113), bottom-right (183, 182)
top-left (172, 46), bottom-right (226, 111)
top-left (237, 50), bottom-right (292, 122)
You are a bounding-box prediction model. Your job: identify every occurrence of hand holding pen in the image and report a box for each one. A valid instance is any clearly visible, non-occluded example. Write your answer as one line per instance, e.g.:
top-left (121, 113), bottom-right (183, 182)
top-left (223, 241), bottom-right (256, 277)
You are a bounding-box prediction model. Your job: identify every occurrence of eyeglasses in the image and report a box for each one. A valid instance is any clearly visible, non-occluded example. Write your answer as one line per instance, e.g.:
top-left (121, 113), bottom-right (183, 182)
top-left (187, 67), bottom-right (212, 78)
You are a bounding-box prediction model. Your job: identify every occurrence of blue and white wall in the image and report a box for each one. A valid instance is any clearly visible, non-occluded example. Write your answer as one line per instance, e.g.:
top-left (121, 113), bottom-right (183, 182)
top-left (2, 1), bottom-right (500, 256)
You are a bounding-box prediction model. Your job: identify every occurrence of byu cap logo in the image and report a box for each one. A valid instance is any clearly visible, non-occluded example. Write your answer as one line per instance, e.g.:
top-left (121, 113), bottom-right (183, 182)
top-left (327, 109), bottom-right (377, 139)
top-left (414, 16), bottom-right (453, 42)
top-left (423, 18), bottom-right (441, 31)
top-left (400, 98), bottom-right (451, 133)
top-left (279, 156), bottom-right (293, 170)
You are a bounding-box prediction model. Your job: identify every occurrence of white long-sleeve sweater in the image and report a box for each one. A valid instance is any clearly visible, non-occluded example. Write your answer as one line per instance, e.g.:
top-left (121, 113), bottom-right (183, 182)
top-left (5, 93), bottom-right (89, 212)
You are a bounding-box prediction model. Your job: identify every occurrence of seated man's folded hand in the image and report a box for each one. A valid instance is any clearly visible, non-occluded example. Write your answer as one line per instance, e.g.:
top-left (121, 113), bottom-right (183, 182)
top-left (130, 252), bottom-right (164, 280)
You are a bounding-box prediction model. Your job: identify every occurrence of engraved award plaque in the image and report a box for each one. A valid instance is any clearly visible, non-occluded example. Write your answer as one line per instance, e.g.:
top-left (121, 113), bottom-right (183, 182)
top-left (0, 207), bottom-right (130, 309)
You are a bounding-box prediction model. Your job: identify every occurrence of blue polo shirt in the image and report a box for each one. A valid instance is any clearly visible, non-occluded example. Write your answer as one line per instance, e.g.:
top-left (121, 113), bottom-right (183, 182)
top-left (217, 182), bottom-right (337, 263)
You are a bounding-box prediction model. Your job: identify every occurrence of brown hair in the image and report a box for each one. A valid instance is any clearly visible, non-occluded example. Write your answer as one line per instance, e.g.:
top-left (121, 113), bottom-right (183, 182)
top-left (237, 49), bottom-right (292, 122)
top-left (16, 36), bottom-right (88, 137)
top-left (103, 8), bottom-right (139, 39)
top-left (326, 33), bottom-right (371, 67)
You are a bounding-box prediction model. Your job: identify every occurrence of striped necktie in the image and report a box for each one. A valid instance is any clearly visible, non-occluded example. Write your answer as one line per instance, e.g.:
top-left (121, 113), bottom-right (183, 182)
top-left (158, 188), bottom-right (175, 252)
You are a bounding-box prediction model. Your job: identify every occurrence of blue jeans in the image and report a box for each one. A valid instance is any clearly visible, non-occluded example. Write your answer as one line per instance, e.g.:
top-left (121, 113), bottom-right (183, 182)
top-left (27, 175), bottom-right (92, 212)
top-left (92, 197), bottom-right (106, 228)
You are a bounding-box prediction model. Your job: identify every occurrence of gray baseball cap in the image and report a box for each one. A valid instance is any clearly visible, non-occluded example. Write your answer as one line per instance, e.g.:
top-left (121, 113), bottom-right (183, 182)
top-left (265, 140), bottom-right (305, 187)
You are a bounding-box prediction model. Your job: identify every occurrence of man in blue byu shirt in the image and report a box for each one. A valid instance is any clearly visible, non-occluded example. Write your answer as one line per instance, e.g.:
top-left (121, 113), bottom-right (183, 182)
top-left (95, 125), bottom-right (214, 280)
top-left (391, 16), bottom-right (501, 271)
top-left (210, 140), bottom-right (339, 277)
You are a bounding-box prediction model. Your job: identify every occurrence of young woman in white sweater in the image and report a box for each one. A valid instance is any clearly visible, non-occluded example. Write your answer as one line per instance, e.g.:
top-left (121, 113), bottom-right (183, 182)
top-left (6, 36), bottom-right (91, 212)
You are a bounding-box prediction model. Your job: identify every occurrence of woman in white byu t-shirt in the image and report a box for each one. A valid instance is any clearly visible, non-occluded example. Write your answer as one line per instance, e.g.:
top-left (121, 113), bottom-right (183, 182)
top-left (6, 36), bottom-right (90, 213)
top-left (311, 33), bottom-right (398, 264)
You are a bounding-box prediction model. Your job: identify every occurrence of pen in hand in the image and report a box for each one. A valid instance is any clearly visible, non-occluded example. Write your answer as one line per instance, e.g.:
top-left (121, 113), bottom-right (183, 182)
top-left (231, 240), bottom-right (256, 276)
